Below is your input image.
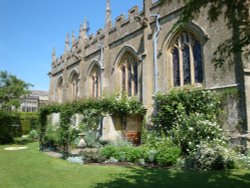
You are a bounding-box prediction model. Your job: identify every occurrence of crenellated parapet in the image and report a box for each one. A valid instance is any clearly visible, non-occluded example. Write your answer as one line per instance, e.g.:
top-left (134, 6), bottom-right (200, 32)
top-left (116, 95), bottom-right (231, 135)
top-left (50, 0), bottom-right (185, 75)
top-left (115, 14), bottom-right (126, 28)
top-left (52, 55), bottom-right (65, 75)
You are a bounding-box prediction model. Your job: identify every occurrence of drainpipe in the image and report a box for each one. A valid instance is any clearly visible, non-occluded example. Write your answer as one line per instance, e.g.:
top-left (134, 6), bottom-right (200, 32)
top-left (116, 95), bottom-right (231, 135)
top-left (151, 14), bottom-right (161, 95)
top-left (97, 43), bottom-right (105, 96)
top-left (97, 43), bottom-right (105, 138)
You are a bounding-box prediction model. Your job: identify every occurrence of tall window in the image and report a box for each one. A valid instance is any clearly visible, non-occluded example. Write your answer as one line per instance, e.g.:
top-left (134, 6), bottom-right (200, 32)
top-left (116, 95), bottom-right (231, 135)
top-left (56, 77), bottom-right (63, 103)
top-left (120, 53), bottom-right (138, 96)
top-left (90, 65), bottom-right (101, 98)
top-left (69, 71), bottom-right (79, 101)
top-left (171, 31), bottom-right (203, 87)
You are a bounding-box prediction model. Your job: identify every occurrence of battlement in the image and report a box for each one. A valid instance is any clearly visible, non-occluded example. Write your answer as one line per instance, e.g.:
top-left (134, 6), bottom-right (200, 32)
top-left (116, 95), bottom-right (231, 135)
top-left (51, 0), bottom-right (180, 69)
top-left (129, 5), bottom-right (139, 19)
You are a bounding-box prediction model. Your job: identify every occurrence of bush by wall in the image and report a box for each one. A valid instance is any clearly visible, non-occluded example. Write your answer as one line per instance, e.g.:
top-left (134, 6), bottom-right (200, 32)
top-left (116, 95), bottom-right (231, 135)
top-left (0, 111), bottom-right (21, 144)
top-left (0, 111), bottom-right (39, 144)
top-left (152, 87), bottom-right (221, 135)
top-left (19, 112), bottom-right (39, 134)
top-left (39, 94), bottom-right (146, 158)
top-left (100, 139), bottom-right (181, 167)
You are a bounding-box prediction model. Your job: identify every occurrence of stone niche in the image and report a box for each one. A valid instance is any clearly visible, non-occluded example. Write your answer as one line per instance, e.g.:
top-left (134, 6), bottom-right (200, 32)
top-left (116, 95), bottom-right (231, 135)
top-left (101, 114), bottom-right (142, 145)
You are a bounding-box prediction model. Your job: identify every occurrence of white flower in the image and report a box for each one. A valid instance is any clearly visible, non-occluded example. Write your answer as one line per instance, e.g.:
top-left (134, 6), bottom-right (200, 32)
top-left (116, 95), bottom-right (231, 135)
top-left (189, 127), bottom-right (194, 131)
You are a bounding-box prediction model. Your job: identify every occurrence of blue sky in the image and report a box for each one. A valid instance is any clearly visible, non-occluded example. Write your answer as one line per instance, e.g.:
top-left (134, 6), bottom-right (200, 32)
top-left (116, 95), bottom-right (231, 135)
top-left (0, 0), bottom-right (142, 91)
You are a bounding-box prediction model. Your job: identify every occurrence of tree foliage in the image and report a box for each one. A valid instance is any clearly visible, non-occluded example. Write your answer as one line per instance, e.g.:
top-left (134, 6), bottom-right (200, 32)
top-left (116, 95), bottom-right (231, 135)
top-left (0, 71), bottom-right (32, 109)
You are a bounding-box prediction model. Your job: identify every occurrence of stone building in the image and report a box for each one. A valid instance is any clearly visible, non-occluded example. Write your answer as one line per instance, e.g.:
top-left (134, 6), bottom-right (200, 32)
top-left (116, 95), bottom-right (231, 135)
top-left (49, 0), bottom-right (250, 145)
top-left (20, 90), bottom-right (49, 112)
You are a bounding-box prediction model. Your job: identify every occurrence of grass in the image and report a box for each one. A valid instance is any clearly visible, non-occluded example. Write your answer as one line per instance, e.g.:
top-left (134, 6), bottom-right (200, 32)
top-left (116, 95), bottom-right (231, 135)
top-left (0, 142), bottom-right (250, 188)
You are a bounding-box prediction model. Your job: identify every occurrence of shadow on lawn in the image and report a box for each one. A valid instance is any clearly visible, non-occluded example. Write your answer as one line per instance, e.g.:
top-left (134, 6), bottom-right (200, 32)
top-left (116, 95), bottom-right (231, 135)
top-left (92, 167), bottom-right (250, 188)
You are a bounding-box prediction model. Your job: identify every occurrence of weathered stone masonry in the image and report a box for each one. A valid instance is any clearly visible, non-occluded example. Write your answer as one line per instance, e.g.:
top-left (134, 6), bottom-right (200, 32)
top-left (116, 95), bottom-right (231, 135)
top-left (49, 0), bottom-right (250, 146)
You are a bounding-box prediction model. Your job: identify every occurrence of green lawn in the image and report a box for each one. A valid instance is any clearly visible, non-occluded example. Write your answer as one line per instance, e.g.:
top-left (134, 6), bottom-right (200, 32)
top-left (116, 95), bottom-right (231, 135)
top-left (0, 142), bottom-right (250, 188)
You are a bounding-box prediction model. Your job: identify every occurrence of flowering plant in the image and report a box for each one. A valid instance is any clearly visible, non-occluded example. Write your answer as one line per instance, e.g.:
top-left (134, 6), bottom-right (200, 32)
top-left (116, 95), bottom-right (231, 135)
top-left (190, 140), bottom-right (236, 170)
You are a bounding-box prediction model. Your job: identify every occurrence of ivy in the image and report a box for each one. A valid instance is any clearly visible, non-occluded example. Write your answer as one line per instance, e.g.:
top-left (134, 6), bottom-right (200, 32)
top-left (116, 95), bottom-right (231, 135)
top-left (38, 94), bottom-right (146, 158)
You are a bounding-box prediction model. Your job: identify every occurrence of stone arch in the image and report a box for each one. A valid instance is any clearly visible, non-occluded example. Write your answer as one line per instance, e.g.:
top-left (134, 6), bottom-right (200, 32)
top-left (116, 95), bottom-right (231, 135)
top-left (114, 46), bottom-right (140, 97)
top-left (163, 22), bottom-right (206, 88)
top-left (161, 22), bottom-right (208, 51)
top-left (55, 76), bottom-right (63, 103)
top-left (57, 76), bottom-right (63, 87)
top-left (68, 70), bottom-right (79, 101)
top-left (86, 60), bottom-right (102, 77)
top-left (86, 61), bottom-right (102, 98)
top-left (113, 45), bottom-right (139, 68)
top-left (68, 69), bottom-right (79, 82)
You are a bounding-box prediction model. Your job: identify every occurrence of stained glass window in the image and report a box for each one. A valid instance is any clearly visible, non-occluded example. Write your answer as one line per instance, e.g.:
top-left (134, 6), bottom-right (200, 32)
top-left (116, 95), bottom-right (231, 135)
top-left (172, 47), bottom-right (180, 86)
top-left (122, 65), bottom-right (126, 91)
top-left (91, 65), bottom-right (101, 98)
top-left (171, 31), bottom-right (203, 87)
top-left (133, 63), bottom-right (138, 94)
top-left (69, 72), bottom-right (79, 101)
top-left (56, 77), bottom-right (63, 103)
top-left (193, 40), bottom-right (203, 83)
top-left (183, 45), bottom-right (191, 85)
top-left (120, 53), bottom-right (138, 96)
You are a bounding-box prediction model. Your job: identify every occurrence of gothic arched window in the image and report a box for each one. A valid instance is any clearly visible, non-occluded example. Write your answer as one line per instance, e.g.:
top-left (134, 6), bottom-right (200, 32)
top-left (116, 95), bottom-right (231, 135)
top-left (56, 77), bottom-right (63, 103)
top-left (90, 65), bottom-right (101, 98)
top-left (69, 71), bottom-right (79, 101)
top-left (120, 52), bottom-right (138, 96)
top-left (171, 31), bottom-right (203, 87)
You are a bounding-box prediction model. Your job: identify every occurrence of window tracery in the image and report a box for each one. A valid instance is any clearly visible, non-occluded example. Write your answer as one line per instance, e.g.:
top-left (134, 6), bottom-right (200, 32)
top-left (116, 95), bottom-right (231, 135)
top-left (120, 53), bottom-right (138, 96)
top-left (171, 31), bottom-right (203, 87)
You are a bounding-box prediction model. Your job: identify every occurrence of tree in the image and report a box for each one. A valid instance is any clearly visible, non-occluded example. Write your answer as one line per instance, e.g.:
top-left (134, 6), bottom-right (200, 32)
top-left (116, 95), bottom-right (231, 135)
top-left (0, 71), bottom-right (32, 110)
top-left (159, 0), bottom-right (250, 129)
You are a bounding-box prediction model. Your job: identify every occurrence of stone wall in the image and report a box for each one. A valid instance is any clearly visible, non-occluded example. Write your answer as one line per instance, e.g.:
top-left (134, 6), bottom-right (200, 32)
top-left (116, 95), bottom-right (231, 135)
top-left (48, 0), bottom-right (249, 146)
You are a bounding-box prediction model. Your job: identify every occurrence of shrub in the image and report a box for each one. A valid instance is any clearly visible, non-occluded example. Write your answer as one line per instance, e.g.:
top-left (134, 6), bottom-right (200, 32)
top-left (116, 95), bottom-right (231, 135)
top-left (155, 145), bottom-right (181, 166)
top-left (81, 151), bottom-right (105, 163)
top-left (83, 131), bottom-right (99, 148)
top-left (43, 124), bottom-right (61, 147)
top-left (235, 152), bottom-right (250, 169)
top-left (145, 149), bottom-right (158, 163)
top-left (68, 128), bottom-right (81, 147)
top-left (19, 112), bottom-right (39, 134)
top-left (141, 129), bottom-right (165, 148)
top-left (21, 119), bottom-right (31, 135)
top-left (14, 137), bottom-right (31, 145)
top-left (100, 145), bottom-right (146, 163)
top-left (121, 147), bottom-right (147, 162)
top-left (100, 138), bottom-right (181, 166)
top-left (169, 112), bottom-right (227, 154)
top-left (191, 141), bottom-right (236, 170)
top-left (152, 88), bottom-right (221, 134)
top-left (100, 145), bottom-right (117, 159)
top-left (150, 139), bottom-right (181, 166)
top-left (28, 130), bottom-right (39, 140)
top-left (0, 111), bottom-right (21, 144)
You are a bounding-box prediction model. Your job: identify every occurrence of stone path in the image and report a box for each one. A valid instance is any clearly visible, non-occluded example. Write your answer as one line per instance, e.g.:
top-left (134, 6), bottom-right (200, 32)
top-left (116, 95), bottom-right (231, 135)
top-left (4, 146), bottom-right (28, 151)
top-left (43, 148), bottom-right (99, 158)
top-left (44, 151), bottom-right (63, 158)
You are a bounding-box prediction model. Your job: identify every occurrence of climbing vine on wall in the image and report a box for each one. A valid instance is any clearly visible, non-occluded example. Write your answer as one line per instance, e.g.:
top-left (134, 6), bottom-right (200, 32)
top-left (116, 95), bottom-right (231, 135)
top-left (39, 95), bottom-right (146, 158)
